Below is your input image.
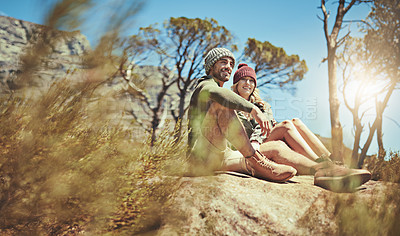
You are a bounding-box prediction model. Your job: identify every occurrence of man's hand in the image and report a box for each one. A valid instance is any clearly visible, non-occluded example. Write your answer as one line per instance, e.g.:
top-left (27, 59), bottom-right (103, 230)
top-left (250, 106), bottom-right (271, 137)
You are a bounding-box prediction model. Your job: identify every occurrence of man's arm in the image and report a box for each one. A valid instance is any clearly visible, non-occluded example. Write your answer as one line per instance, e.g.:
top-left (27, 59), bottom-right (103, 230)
top-left (201, 81), bottom-right (270, 135)
top-left (202, 83), bottom-right (254, 113)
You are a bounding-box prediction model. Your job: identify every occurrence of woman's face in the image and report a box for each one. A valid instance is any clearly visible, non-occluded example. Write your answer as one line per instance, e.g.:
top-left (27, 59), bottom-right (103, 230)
top-left (237, 76), bottom-right (256, 100)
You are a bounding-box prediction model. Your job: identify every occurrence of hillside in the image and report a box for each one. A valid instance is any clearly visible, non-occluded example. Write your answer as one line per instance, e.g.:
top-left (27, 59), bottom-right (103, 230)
top-left (0, 15), bottom-right (180, 130)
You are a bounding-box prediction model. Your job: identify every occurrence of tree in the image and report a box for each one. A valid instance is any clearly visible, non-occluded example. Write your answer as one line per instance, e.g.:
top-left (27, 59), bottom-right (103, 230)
top-left (319, 0), bottom-right (372, 162)
top-left (338, 37), bottom-right (395, 167)
top-left (122, 17), bottom-right (236, 144)
top-left (338, 38), bottom-right (366, 167)
top-left (364, 0), bottom-right (400, 159)
top-left (242, 38), bottom-right (308, 91)
top-left (337, 0), bottom-right (399, 167)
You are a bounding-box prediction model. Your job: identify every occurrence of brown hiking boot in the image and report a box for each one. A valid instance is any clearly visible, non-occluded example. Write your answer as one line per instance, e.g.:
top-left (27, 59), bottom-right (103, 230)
top-left (245, 150), bottom-right (297, 182)
top-left (312, 161), bottom-right (371, 192)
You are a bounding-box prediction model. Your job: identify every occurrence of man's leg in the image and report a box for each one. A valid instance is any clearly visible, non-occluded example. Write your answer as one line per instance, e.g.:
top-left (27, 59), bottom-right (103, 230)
top-left (188, 102), bottom-right (255, 174)
top-left (201, 102), bottom-right (296, 182)
top-left (220, 149), bottom-right (249, 174)
top-left (201, 102), bottom-right (254, 158)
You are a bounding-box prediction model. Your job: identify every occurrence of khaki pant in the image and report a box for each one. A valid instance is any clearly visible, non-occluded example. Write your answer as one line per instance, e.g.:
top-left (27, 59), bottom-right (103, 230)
top-left (189, 132), bottom-right (250, 175)
top-left (189, 101), bottom-right (254, 175)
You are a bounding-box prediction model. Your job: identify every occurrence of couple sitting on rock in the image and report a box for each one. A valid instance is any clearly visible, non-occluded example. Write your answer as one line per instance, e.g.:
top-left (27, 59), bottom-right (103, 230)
top-left (187, 47), bottom-right (371, 192)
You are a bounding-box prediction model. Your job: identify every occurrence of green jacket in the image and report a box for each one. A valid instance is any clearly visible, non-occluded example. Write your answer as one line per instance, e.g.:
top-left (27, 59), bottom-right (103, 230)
top-left (188, 75), bottom-right (254, 149)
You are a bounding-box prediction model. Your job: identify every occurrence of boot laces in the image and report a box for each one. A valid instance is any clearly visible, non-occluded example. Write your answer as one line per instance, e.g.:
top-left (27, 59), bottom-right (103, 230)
top-left (245, 151), bottom-right (274, 175)
top-left (251, 150), bottom-right (274, 170)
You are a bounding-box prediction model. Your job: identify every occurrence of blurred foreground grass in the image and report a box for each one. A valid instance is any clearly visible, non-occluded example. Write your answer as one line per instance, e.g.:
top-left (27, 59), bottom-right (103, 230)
top-left (0, 77), bottom-right (188, 235)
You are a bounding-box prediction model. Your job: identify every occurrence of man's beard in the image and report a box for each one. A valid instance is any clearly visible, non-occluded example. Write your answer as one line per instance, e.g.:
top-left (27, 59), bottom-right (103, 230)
top-left (212, 69), bottom-right (230, 83)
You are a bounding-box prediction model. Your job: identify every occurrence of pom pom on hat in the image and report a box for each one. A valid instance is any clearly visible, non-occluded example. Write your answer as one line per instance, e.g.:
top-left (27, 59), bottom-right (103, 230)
top-left (237, 63), bottom-right (248, 69)
top-left (233, 63), bottom-right (257, 86)
top-left (204, 48), bottom-right (236, 74)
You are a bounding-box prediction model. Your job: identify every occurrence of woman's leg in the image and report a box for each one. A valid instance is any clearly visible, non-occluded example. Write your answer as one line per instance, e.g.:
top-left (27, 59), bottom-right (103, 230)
top-left (266, 120), bottom-right (320, 161)
top-left (259, 141), bottom-right (316, 175)
top-left (290, 118), bottom-right (331, 158)
top-left (260, 141), bottom-right (371, 191)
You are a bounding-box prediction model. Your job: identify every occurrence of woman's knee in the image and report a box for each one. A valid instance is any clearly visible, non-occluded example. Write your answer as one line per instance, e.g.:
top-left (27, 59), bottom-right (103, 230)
top-left (277, 119), bottom-right (296, 131)
top-left (291, 118), bottom-right (304, 127)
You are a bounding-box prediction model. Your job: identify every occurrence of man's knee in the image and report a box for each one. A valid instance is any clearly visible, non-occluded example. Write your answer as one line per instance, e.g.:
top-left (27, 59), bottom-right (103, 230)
top-left (208, 102), bottom-right (240, 129)
top-left (208, 101), bottom-right (229, 113)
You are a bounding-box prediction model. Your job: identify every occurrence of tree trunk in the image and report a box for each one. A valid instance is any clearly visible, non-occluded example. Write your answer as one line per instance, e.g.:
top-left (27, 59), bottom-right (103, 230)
top-left (358, 122), bottom-right (377, 168)
top-left (376, 101), bottom-right (385, 158)
top-left (327, 46), bottom-right (344, 162)
top-left (358, 82), bottom-right (396, 167)
top-left (173, 75), bottom-right (194, 144)
top-left (351, 119), bottom-right (362, 168)
top-left (321, 0), bottom-right (355, 163)
top-left (150, 111), bottom-right (160, 146)
top-left (375, 81), bottom-right (396, 158)
top-left (173, 95), bottom-right (186, 142)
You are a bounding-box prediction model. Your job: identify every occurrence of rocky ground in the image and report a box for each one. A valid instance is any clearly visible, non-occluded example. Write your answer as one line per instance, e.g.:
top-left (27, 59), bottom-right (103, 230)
top-left (156, 174), bottom-right (399, 236)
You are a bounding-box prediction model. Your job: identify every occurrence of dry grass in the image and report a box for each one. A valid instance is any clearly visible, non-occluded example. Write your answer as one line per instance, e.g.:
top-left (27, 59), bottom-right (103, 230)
top-left (364, 151), bottom-right (400, 183)
top-left (0, 1), bottom-right (188, 234)
top-left (0, 78), bottom-right (187, 235)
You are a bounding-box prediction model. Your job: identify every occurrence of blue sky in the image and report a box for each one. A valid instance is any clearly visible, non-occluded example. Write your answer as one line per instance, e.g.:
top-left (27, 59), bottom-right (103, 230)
top-left (1, 0), bottom-right (399, 155)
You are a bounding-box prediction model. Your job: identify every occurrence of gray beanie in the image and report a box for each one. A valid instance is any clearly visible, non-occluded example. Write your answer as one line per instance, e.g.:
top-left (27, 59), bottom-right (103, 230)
top-left (204, 48), bottom-right (235, 74)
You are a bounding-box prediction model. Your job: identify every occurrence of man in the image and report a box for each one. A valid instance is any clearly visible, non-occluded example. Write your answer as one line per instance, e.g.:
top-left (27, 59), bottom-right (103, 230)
top-left (187, 47), bottom-right (297, 182)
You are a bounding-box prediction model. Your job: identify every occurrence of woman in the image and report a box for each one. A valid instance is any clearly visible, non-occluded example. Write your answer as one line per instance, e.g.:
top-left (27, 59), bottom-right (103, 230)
top-left (224, 63), bottom-right (371, 192)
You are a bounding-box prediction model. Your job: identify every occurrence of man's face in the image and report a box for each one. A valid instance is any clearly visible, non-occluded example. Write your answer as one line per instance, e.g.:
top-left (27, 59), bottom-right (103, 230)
top-left (209, 56), bottom-right (234, 84)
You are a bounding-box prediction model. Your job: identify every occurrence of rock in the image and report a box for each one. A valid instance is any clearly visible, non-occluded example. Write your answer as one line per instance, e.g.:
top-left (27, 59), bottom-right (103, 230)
top-left (0, 15), bottom-right (90, 93)
top-left (157, 174), bottom-right (400, 235)
top-left (0, 16), bottom-right (179, 130)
